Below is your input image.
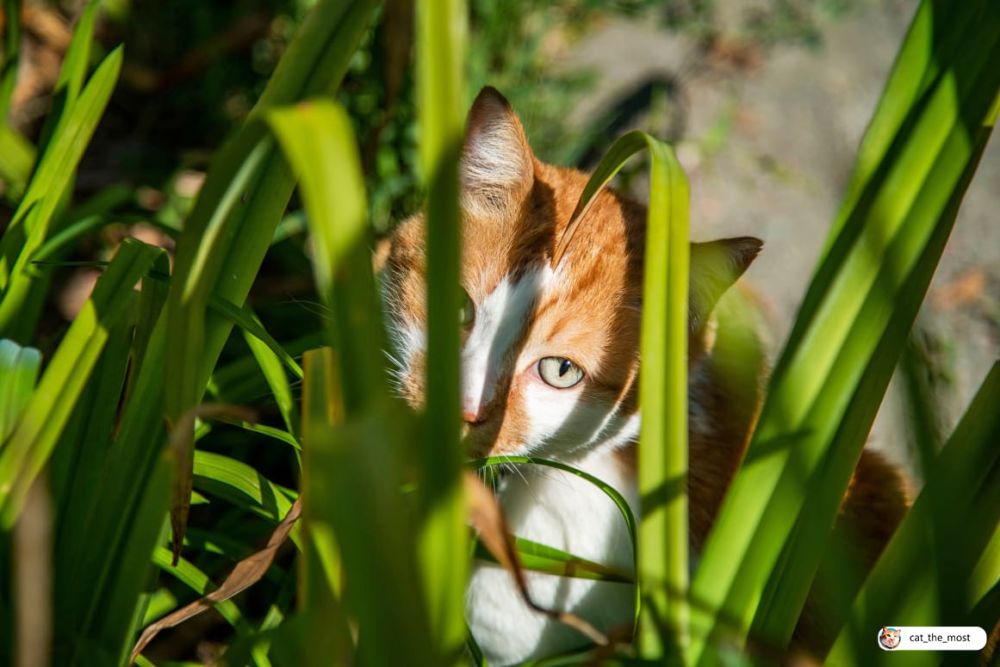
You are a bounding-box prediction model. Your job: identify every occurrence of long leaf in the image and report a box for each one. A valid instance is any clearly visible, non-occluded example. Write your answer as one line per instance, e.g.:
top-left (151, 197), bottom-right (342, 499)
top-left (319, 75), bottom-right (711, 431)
top-left (74, 13), bottom-right (380, 654)
top-left (0, 339), bottom-right (41, 442)
top-left (299, 349), bottom-right (433, 666)
top-left (0, 239), bottom-right (161, 525)
top-left (688, 0), bottom-right (1000, 659)
top-left (162, 0), bottom-right (379, 428)
top-left (193, 450), bottom-right (296, 525)
top-left (472, 537), bottom-right (634, 584)
top-left (826, 363), bottom-right (1000, 666)
top-left (547, 128), bottom-right (692, 655)
top-left (0, 0), bottom-right (21, 121)
top-left (416, 0), bottom-right (469, 654)
top-left (243, 313), bottom-right (301, 440)
top-left (0, 45), bottom-right (123, 341)
top-left (0, 125), bottom-right (34, 201)
top-left (33, 0), bottom-right (103, 160)
top-left (267, 102), bottom-right (383, 410)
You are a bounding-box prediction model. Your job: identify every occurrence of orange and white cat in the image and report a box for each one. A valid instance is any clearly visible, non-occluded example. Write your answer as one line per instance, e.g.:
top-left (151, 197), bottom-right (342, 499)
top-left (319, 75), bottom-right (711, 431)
top-left (378, 88), bottom-right (909, 665)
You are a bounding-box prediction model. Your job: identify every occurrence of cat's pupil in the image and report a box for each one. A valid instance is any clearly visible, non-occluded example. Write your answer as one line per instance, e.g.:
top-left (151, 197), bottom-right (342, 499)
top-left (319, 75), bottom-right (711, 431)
top-left (559, 359), bottom-right (572, 376)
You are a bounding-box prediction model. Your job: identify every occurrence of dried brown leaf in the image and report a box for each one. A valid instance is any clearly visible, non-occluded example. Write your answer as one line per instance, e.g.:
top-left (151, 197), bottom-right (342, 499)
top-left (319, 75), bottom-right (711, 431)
top-left (167, 403), bottom-right (257, 566)
top-left (130, 498), bottom-right (302, 664)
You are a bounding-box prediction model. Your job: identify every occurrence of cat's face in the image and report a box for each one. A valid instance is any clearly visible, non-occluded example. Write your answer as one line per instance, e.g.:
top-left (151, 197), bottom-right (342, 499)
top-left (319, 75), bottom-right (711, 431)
top-left (379, 87), bottom-right (760, 461)
top-left (879, 627), bottom-right (901, 648)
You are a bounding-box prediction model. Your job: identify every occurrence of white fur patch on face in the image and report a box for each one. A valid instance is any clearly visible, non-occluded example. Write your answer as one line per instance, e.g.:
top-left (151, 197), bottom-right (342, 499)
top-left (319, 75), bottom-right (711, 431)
top-left (520, 381), bottom-right (640, 457)
top-left (461, 266), bottom-right (548, 419)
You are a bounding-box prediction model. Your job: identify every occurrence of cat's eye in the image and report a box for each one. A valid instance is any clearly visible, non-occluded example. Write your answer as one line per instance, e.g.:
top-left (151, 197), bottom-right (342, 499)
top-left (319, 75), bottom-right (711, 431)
top-left (460, 289), bottom-right (475, 327)
top-left (537, 357), bottom-right (584, 389)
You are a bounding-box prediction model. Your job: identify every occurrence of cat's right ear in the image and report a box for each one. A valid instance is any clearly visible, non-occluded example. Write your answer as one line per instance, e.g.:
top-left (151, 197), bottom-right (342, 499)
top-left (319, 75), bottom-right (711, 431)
top-left (689, 236), bottom-right (763, 331)
top-left (460, 87), bottom-right (535, 216)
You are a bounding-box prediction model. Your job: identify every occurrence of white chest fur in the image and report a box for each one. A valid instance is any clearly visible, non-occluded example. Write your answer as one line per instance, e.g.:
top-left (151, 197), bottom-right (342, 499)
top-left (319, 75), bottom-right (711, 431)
top-left (466, 446), bottom-right (639, 666)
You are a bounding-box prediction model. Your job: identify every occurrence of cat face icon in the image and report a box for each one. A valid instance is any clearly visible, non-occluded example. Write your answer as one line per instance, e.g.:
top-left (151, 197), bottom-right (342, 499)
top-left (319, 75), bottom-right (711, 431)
top-left (879, 626), bottom-right (901, 649)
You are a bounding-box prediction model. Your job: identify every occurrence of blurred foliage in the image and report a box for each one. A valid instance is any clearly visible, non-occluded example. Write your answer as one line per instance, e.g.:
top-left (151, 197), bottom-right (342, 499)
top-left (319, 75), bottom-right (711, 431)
top-left (2, 0), bottom-right (872, 235)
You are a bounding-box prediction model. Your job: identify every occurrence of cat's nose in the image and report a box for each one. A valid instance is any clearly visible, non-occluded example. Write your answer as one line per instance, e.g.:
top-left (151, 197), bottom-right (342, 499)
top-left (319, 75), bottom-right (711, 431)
top-left (461, 395), bottom-right (489, 425)
top-left (462, 405), bottom-right (486, 425)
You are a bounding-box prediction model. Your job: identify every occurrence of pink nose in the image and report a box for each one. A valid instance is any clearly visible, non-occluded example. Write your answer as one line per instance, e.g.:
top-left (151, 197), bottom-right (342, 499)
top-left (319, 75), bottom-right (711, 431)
top-left (462, 402), bottom-right (486, 425)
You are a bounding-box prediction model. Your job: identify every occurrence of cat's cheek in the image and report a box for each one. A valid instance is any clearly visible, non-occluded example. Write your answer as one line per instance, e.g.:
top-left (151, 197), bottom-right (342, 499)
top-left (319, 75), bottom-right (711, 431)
top-left (517, 381), bottom-right (588, 452)
top-left (391, 345), bottom-right (426, 408)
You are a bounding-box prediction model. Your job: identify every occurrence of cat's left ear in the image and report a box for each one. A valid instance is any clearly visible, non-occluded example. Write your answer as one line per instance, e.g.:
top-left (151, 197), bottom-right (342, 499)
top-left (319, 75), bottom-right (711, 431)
top-left (689, 236), bottom-right (762, 330)
top-left (460, 87), bottom-right (535, 216)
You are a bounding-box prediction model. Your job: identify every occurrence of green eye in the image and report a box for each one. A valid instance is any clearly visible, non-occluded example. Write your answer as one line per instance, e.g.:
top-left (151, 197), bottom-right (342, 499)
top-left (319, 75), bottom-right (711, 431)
top-left (460, 289), bottom-right (475, 327)
top-left (537, 357), bottom-right (584, 389)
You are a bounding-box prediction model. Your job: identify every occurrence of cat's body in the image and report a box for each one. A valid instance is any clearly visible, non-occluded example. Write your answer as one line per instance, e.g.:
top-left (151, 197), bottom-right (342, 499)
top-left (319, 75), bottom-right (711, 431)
top-left (378, 87), bottom-right (910, 665)
top-left (467, 447), bottom-right (637, 662)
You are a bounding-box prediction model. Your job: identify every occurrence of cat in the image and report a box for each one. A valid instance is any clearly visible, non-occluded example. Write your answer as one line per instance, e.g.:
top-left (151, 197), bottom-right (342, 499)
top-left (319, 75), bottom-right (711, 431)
top-left (377, 87), bottom-right (911, 665)
top-left (878, 626), bottom-right (901, 650)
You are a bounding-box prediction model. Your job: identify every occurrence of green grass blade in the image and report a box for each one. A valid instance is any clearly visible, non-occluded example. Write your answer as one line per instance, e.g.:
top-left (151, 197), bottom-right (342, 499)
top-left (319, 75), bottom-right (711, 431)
top-left (127, 253), bottom-right (172, 399)
top-left (267, 101), bottom-right (384, 410)
top-left (59, 0), bottom-right (377, 637)
top-left (0, 46), bottom-right (124, 340)
top-left (224, 420), bottom-right (301, 454)
top-left (416, 0), bottom-right (468, 654)
top-left (473, 537), bottom-right (634, 584)
top-left (1, 0), bottom-right (106, 255)
top-left (48, 311), bottom-right (133, 520)
top-left (51, 5), bottom-right (380, 658)
top-left (32, 0), bottom-right (102, 158)
top-left (688, 0), bottom-right (1000, 658)
top-left (30, 214), bottom-right (106, 262)
top-left (0, 339), bottom-right (41, 442)
top-left (50, 253), bottom-right (165, 660)
top-left (826, 363), bottom-right (1000, 666)
top-left (203, 283), bottom-right (305, 383)
top-left (0, 239), bottom-right (160, 525)
top-left (637, 139), bottom-right (690, 656)
top-left (164, 138), bottom-right (272, 429)
top-left (193, 450), bottom-right (295, 525)
top-left (0, 125), bottom-right (34, 202)
top-left (0, 0), bottom-right (20, 120)
top-left (298, 348), bottom-right (349, 661)
top-left (53, 2), bottom-right (101, 101)
top-left (267, 104), bottom-right (386, 660)
top-left (146, 8), bottom-right (379, 609)
top-left (68, 456), bottom-right (170, 667)
top-left (141, 589), bottom-right (178, 626)
top-left (269, 99), bottom-right (448, 662)
top-left (299, 349), bottom-right (434, 666)
top-left (162, 0), bottom-right (380, 428)
top-left (243, 315), bottom-right (301, 440)
top-left (545, 128), bottom-right (692, 655)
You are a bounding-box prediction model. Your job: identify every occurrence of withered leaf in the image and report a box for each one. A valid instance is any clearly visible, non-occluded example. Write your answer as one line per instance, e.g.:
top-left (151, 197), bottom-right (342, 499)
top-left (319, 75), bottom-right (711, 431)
top-left (130, 498), bottom-right (301, 664)
top-left (167, 403), bottom-right (257, 566)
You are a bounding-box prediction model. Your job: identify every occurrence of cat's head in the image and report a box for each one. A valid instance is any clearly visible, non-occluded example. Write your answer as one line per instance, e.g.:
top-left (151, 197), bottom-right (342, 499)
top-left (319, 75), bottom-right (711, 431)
top-left (879, 627), bottom-right (901, 648)
top-left (379, 87), bottom-right (760, 461)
